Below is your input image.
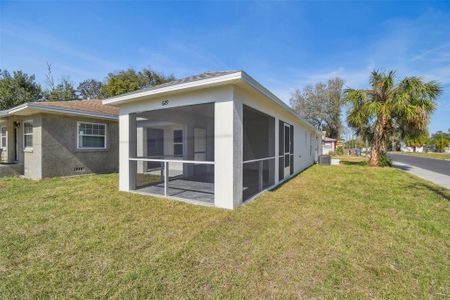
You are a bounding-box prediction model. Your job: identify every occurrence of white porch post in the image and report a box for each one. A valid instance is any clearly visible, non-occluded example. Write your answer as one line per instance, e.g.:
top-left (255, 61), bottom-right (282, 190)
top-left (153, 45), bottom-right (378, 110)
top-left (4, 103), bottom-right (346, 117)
top-left (214, 99), bottom-right (242, 209)
top-left (119, 113), bottom-right (137, 191)
top-left (136, 126), bottom-right (146, 173)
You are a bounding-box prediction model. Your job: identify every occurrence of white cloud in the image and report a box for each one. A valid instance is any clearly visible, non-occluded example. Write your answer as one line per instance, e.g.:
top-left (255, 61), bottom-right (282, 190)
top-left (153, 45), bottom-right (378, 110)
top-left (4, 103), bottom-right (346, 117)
top-left (137, 41), bottom-right (227, 78)
top-left (265, 9), bottom-right (450, 104)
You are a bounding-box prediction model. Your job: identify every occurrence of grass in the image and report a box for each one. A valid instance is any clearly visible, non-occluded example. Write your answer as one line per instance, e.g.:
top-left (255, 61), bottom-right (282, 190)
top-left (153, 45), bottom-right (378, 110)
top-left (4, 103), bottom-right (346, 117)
top-left (0, 162), bottom-right (449, 298)
top-left (390, 151), bottom-right (450, 160)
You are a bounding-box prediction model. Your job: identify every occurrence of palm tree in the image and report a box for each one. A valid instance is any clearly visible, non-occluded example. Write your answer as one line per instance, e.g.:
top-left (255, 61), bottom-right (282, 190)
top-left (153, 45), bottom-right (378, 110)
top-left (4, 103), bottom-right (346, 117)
top-left (344, 70), bottom-right (442, 166)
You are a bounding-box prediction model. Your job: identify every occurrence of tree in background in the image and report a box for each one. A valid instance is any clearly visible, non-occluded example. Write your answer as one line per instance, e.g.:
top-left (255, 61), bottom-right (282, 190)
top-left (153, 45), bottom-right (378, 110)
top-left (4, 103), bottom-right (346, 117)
top-left (431, 131), bottom-right (450, 152)
top-left (43, 78), bottom-right (78, 101)
top-left (290, 77), bottom-right (344, 139)
top-left (0, 70), bottom-right (42, 110)
top-left (404, 131), bottom-right (430, 152)
top-left (345, 138), bottom-right (365, 149)
top-left (141, 69), bottom-right (175, 87)
top-left (43, 63), bottom-right (78, 101)
top-left (345, 70), bottom-right (442, 166)
top-left (77, 79), bottom-right (103, 99)
top-left (101, 68), bottom-right (175, 98)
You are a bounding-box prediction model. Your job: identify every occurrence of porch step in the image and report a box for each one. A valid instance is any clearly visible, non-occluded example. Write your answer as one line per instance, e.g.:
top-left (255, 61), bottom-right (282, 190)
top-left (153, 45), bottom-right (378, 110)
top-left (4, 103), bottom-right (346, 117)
top-left (0, 163), bottom-right (24, 177)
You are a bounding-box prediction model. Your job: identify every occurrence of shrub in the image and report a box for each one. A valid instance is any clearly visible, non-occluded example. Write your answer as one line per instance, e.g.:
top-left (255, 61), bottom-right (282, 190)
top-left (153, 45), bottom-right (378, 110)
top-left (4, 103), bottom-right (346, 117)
top-left (336, 146), bottom-right (344, 155)
top-left (379, 153), bottom-right (392, 167)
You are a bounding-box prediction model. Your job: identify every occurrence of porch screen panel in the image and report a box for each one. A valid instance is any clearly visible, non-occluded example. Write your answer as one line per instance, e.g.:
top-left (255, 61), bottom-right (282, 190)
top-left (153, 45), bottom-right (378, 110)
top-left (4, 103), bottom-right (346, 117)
top-left (243, 105), bottom-right (275, 201)
top-left (278, 120), bottom-right (284, 181)
top-left (243, 106), bottom-right (275, 161)
top-left (133, 103), bottom-right (215, 204)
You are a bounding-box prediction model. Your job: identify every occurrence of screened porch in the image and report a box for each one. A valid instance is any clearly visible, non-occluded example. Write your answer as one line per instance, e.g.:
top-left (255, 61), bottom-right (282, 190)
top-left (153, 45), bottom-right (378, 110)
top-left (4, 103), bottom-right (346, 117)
top-left (129, 103), bottom-right (215, 204)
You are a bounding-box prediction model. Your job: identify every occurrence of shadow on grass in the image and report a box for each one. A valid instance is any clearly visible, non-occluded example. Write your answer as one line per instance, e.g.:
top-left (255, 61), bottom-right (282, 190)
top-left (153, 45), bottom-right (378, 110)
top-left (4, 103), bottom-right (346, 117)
top-left (270, 164), bottom-right (315, 192)
top-left (407, 182), bottom-right (450, 201)
top-left (391, 163), bottom-right (412, 171)
top-left (339, 160), bottom-right (368, 167)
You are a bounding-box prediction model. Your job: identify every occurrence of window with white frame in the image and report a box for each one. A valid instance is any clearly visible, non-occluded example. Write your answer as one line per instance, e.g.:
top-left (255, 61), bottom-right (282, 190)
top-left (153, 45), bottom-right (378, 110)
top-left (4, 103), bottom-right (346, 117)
top-left (173, 129), bottom-right (183, 156)
top-left (0, 126), bottom-right (6, 149)
top-left (78, 122), bottom-right (106, 149)
top-left (23, 121), bottom-right (33, 149)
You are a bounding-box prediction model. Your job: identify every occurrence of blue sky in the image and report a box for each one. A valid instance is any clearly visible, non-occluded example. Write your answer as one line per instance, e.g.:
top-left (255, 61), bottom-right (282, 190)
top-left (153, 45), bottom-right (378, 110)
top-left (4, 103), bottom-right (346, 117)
top-left (1, 1), bottom-right (449, 133)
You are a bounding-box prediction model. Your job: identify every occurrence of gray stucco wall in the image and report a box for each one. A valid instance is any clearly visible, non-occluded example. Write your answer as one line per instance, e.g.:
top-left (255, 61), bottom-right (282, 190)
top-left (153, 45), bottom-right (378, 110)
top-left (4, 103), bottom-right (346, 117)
top-left (40, 113), bottom-right (118, 178)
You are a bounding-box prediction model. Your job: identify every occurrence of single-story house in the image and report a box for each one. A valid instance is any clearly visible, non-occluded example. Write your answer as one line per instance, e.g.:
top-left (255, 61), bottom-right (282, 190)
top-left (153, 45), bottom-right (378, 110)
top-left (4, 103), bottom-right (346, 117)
top-left (0, 100), bottom-right (119, 179)
top-left (322, 136), bottom-right (337, 155)
top-left (104, 70), bottom-right (322, 209)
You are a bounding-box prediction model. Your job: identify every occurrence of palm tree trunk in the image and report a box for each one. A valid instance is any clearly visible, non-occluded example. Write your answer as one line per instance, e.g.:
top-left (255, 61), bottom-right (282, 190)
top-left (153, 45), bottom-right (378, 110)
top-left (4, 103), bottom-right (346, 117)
top-left (369, 116), bottom-right (386, 166)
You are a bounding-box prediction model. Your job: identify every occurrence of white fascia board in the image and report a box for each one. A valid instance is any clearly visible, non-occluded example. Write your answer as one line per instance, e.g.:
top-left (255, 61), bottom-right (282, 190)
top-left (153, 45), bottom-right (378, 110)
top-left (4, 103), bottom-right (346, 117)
top-left (101, 70), bottom-right (319, 136)
top-left (2, 103), bottom-right (29, 115)
top-left (1, 103), bottom-right (118, 121)
top-left (102, 72), bottom-right (243, 105)
top-left (240, 71), bottom-right (321, 136)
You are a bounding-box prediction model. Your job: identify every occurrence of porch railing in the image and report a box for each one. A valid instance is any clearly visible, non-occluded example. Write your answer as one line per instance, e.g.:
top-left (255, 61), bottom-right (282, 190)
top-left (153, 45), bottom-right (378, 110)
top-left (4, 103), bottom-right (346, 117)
top-left (242, 156), bottom-right (275, 201)
top-left (129, 157), bottom-right (215, 197)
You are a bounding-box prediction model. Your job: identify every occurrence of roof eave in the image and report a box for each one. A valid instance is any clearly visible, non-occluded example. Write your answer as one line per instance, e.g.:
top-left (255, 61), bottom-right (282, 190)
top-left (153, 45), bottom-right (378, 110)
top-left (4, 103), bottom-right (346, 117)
top-left (239, 71), bottom-right (321, 135)
top-left (102, 71), bottom-right (243, 106)
top-left (0, 103), bottom-right (118, 121)
top-left (102, 70), bottom-right (320, 135)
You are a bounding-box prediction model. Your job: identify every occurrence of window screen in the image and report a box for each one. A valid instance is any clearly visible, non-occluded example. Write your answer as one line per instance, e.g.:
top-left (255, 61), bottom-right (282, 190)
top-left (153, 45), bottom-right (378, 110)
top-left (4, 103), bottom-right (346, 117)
top-left (0, 126), bottom-right (6, 148)
top-left (173, 129), bottom-right (183, 156)
top-left (23, 121), bottom-right (33, 148)
top-left (78, 122), bottom-right (106, 149)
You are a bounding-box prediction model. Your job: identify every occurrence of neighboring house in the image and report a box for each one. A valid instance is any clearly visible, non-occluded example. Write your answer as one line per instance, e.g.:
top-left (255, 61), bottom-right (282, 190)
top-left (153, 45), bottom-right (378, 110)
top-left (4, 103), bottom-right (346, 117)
top-left (400, 143), bottom-right (424, 153)
top-left (322, 137), bottom-right (337, 155)
top-left (0, 100), bottom-right (119, 179)
top-left (103, 70), bottom-right (322, 209)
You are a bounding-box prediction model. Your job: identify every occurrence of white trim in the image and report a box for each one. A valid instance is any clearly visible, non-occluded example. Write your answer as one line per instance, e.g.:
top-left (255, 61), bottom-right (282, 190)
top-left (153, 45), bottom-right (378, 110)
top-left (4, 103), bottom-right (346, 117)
top-left (0, 125), bottom-right (6, 149)
top-left (23, 120), bottom-right (33, 151)
top-left (77, 121), bottom-right (107, 150)
top-left (103, 72), bottom-right (242, 105)
top-left (0, 103), bottom-right (118, 121)
top-left (242, 156), bottom-right (276, 164)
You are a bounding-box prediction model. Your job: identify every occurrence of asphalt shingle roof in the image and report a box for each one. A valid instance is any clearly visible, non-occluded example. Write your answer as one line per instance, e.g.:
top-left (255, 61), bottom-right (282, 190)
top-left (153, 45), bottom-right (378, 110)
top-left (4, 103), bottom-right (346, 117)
top-left (111, 70), bottom-right (240, 98)
top-left (34, 99), bottom-right (119, 116)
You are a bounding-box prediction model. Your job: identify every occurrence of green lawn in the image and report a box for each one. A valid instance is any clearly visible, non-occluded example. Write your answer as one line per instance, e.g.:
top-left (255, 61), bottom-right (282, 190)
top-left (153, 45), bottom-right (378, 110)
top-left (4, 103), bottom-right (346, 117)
top-left (390, 151), bottom-right (450, 160)
top-left (0, 162), bottom-right (449, 298)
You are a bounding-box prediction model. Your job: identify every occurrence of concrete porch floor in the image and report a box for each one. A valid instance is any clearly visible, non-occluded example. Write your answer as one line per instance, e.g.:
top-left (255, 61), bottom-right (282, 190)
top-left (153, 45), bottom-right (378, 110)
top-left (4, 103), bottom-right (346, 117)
top-left (134, 178), bottom-right (214, 205)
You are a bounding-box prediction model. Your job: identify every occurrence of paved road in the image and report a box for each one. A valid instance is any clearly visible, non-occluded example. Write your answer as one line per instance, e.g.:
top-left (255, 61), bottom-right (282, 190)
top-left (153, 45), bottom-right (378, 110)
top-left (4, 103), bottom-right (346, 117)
top-left (387, 153), bottom-right (450, 176)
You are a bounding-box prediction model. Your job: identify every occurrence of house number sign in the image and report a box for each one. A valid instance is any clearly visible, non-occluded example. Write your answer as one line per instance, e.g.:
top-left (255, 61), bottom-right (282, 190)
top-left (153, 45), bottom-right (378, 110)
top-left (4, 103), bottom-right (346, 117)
top-left (161, 100), bottom-right (169, 106)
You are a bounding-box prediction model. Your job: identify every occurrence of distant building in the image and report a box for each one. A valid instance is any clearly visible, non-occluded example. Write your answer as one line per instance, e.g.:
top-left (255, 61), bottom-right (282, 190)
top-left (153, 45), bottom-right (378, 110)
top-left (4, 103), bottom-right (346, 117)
top-left (322, 134), bottom-right (337, 155)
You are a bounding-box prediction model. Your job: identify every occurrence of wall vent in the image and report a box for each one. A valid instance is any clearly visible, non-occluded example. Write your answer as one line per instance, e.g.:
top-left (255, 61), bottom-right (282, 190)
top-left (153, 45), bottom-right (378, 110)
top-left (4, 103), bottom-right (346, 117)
top-left (74, 167), bottom-right (85, 172)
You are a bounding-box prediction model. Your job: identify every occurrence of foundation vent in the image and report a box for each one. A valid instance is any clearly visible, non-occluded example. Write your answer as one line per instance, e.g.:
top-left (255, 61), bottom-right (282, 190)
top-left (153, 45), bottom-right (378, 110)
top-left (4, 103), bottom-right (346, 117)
top-left (74, 167), bottom-right (85, 172)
